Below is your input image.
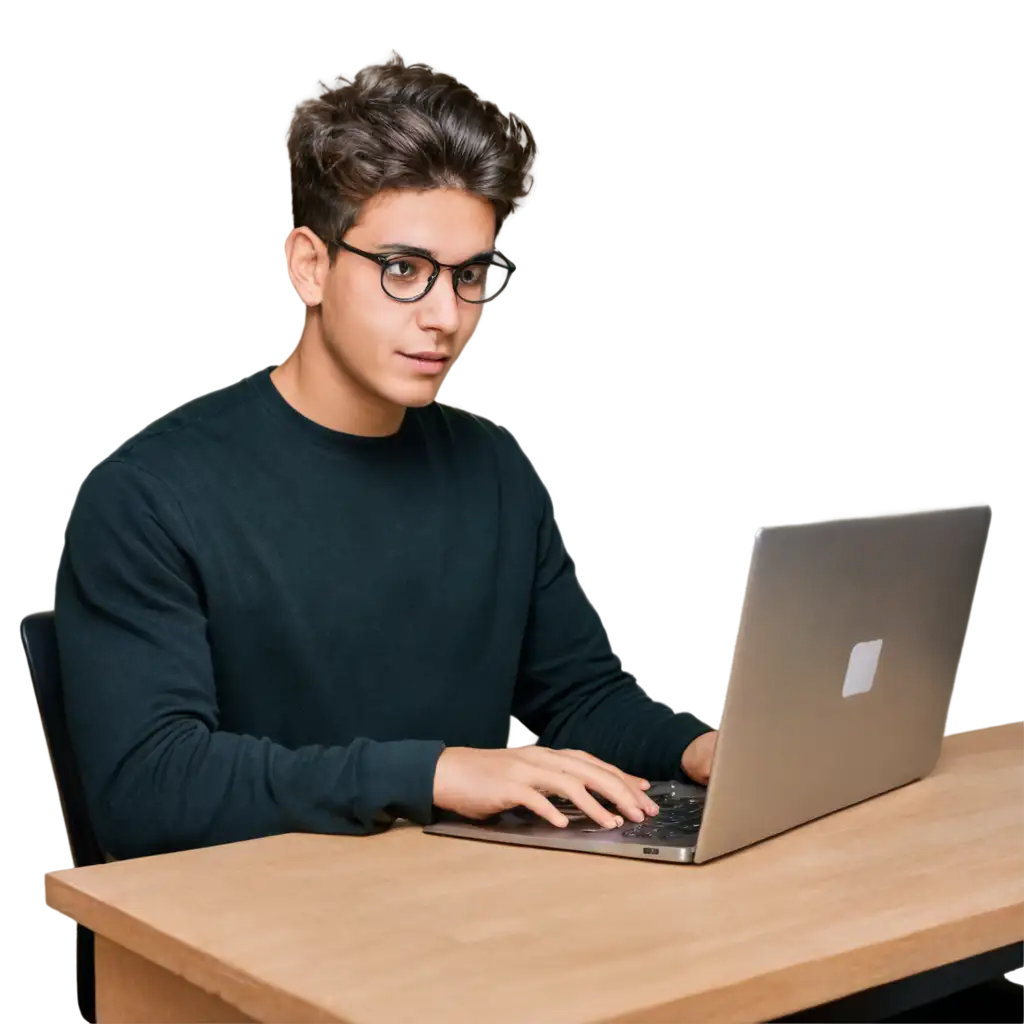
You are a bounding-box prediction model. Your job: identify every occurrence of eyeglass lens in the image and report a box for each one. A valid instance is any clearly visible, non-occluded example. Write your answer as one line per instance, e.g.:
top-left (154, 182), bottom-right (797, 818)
top-left (381, 255), bottom-right (510, 302)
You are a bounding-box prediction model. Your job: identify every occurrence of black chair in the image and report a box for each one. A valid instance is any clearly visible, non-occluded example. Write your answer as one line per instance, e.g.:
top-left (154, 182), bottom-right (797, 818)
top-left (20, 611), bottom-right (103, 1023)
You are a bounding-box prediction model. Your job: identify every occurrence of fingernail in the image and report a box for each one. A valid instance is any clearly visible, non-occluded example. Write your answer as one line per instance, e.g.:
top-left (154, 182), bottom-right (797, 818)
top-left (630, 808), bottom-right (645, 822)
top-left (647, 801), bottom-right (659, 815)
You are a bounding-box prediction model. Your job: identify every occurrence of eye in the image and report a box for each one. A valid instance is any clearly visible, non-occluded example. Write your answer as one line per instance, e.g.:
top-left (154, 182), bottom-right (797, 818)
top-left (380, 255), bottom-right (436, 299)
top-left (459, 265), bottom-right (487, 285)
top-left (385, 259), bottom-right (415, 278)
top-left (382, 255), bottom-right (433, 282)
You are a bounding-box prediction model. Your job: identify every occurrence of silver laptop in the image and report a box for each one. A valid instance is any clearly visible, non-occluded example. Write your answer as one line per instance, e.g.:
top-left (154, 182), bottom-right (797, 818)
top-left (424, 505), bottom-right (991, 864)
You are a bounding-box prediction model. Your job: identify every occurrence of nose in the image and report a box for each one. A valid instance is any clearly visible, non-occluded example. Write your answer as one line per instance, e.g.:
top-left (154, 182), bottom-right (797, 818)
top-left (418, 269), bottom-right (463, 332)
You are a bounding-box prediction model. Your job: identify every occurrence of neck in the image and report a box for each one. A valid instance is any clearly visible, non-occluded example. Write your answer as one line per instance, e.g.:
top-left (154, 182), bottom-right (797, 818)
top-left (272, 318), bottom-right (405, 438)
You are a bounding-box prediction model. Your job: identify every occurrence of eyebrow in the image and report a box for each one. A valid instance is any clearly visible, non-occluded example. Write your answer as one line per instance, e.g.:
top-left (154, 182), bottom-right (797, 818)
top-left (373, 242), bottom-right (495, 262)
top-left (376, 243), bottom-right (436, 258)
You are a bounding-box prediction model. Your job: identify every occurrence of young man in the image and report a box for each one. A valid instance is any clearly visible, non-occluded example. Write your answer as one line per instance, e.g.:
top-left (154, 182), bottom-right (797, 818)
top-left (54, 53), bottom-right (718, 861)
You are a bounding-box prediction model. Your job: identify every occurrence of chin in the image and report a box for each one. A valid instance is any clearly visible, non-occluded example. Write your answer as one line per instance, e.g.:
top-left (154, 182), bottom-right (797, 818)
top-left (385, 380), bottom-right (440, 407)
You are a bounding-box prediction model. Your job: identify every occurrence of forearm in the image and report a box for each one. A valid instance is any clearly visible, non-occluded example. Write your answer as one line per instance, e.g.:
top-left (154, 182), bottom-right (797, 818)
top-left (92, 719), bottom-right (445, 859)
top-left (506, 435), bottom-right (716, 782)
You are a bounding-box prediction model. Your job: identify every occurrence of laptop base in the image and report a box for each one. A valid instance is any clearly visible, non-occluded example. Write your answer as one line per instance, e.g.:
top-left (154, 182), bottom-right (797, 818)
top-left (423, 780), bottom-right (704, 863)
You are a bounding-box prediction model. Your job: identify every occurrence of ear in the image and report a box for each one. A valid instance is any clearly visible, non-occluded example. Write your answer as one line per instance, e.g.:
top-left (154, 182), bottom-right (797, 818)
top-left (278, 232), bottom-right (301, 311)
top-left (285, 227), bottom-right (330, 307)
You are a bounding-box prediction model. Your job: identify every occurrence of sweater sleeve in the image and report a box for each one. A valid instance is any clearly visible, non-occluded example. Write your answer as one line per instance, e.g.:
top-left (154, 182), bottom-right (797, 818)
top-left (503, 433), bottom-right (716, 784)
top-left (54, 459), bottom-right (445, 860)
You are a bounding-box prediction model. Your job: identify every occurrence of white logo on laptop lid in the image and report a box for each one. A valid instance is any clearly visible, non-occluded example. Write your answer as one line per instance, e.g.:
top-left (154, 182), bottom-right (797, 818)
top-left (842, 638), bottom-right (883, 697)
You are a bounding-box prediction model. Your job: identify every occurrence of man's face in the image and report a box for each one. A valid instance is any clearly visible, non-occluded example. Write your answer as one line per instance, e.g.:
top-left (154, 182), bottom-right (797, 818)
top-left (318, 187), bottom-right (495, 410)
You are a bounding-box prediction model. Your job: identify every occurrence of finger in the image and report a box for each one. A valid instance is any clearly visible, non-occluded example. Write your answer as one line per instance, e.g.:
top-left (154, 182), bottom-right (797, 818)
top-left (566, 748), bottom-right (650, 786)
top-left (540, 771), bottom-right (625, 830)
top-left (514, 785), bottom-right (570, 828)
top-left (542, 753), bottom-right (652, 821)
top-left (556, 748), bottom-right (652, 790)
top-left (544, 750), bottom-right (659, 819)
top-left (556, 752), bottom-right (652, 811)
top-left (519, 747), bottom-right (654, 820)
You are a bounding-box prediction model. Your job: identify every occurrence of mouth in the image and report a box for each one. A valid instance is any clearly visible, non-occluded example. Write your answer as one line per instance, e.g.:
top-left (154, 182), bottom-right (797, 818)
top-left (399, 352), bottom-right (450, 374)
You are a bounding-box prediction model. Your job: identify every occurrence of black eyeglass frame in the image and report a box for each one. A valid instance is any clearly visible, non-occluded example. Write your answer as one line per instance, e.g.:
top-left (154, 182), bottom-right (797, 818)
top-left (322, 234), bottom-right (517, 304)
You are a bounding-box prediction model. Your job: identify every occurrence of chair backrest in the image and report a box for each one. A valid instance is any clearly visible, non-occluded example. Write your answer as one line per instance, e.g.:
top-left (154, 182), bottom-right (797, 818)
top-left (21, 610), bottom-right (102, 1022)
top-left (20, 611), bottom-right (104, 869)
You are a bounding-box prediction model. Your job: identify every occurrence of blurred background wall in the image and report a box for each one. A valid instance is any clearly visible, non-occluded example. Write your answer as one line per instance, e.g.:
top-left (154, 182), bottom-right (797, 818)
top-left (6, 4), bottom-right (1024, 1019)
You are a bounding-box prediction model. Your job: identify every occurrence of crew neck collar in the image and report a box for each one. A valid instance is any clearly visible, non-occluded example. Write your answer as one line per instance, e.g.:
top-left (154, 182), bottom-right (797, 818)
top-left (247, 365), bottom-right (419, 455)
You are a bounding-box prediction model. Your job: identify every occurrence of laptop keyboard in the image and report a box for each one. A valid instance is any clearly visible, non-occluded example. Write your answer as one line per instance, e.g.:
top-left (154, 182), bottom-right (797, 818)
top-left (547, 789), bottom-right (705, 841)
top-left (621, 793), bottom-right (704, 840)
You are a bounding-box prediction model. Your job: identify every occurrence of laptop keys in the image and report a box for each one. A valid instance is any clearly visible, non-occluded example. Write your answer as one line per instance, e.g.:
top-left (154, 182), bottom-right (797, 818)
top-left (539, 787), bottom-right (705, 838)
top-left (622, 795), bottom-right (704, 840)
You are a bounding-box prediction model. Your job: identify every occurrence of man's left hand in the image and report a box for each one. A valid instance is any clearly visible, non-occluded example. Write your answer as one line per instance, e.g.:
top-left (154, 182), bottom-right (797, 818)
top-left (681, 730), bottom-right (718, 785)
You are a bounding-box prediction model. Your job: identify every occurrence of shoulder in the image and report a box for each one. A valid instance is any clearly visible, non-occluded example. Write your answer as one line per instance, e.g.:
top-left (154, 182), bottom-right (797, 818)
top-left (425, 402), bottom-right (548, 531)
top-left (429, 401), bottom-right (537, 481)
top-left (67, 457), bottom-right (194, 554)
top-left (67, 371), bottom-right (261, 541)
top-left (74, 369), bottom-right (265, 502)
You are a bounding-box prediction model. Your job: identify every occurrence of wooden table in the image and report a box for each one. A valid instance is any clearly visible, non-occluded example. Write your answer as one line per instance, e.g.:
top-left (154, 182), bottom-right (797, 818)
top-left (46, 723), bottom-right (1024, 1023)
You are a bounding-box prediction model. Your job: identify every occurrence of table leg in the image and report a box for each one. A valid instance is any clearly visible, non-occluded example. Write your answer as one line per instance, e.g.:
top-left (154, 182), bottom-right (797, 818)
top-left (768, 941), bottom-right (1023, 1023)
top-left (94, 933), bottom-right (255, 1023)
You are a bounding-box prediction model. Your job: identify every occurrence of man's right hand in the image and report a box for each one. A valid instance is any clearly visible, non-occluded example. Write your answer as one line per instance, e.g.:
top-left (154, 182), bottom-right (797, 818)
top-left (432, 744), bottom-right (661, 829)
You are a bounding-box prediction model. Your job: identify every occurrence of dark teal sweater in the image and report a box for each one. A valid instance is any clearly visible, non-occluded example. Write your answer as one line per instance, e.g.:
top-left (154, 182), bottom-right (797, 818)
top-left (54, 365), bottom-right (715, 859)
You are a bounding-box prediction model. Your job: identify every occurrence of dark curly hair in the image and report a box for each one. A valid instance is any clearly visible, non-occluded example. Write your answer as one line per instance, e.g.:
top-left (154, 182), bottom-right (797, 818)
top-left (287, 51), bottom-right (538, 266)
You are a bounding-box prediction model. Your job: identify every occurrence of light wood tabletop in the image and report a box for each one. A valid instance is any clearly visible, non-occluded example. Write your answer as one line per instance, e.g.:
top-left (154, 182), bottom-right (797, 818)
top-left (46, 722), bottom-right (1023, 1024)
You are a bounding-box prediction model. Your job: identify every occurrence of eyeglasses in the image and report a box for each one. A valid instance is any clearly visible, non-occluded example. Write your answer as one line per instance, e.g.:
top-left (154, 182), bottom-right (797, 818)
top-left (323, 233), bottom-right (516, 303)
